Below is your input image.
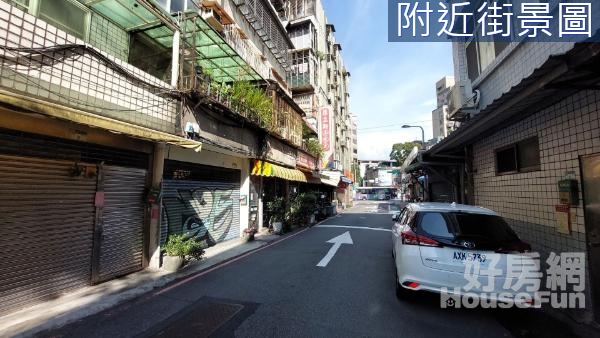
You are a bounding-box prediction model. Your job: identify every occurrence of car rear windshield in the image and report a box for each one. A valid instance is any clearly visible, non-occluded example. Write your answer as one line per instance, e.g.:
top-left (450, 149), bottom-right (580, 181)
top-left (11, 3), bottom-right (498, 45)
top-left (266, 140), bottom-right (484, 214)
top-left (450, 212), bottom-right (519, 244)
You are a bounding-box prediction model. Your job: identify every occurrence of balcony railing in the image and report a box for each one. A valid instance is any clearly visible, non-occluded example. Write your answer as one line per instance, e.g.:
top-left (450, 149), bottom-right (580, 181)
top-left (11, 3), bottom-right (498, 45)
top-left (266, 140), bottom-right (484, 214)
top-left (222, 25), bottom-right (270, 80)
top-left (232, 0), bottom-right (292, 73)
top-left (284, 0), bottom-right (316, 21)
top-left (288, 72), bottom-right (313, 89)
top-left (181, 74), bottom-right (272, 129)
top-left (0, 2), bottom-right (177, 134)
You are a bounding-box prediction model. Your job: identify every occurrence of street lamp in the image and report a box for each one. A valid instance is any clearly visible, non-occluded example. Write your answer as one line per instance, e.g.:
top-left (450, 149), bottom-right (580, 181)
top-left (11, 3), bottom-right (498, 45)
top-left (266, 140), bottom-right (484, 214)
top-left (402, 125), bottom-right (425, 146)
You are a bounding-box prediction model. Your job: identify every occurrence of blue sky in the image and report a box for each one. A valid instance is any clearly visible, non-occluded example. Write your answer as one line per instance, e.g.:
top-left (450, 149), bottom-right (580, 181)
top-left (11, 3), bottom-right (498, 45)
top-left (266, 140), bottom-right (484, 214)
top-left (322, 0), bottom-right (454, 160)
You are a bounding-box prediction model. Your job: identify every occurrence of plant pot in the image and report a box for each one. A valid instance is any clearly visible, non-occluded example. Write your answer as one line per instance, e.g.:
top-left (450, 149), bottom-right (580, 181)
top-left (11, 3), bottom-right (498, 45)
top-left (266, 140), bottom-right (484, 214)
top-left (162, 255), bottom-right (184, 272)
top-left (272, 221), bottom-right (283, 234)
top-left (308, 214), bottom-right (316, 225)
top-left (243, 232), bottom-right (255, 242)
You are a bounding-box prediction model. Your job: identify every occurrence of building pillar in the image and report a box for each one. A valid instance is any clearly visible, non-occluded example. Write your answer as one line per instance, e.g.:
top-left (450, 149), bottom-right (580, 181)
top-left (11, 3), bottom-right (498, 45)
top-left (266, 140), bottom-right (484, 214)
top-left (258, 175), bottom-right (264, 230)
top-left (148, 142), bottom-right (165, 270)
top-left (239, 159), bottom-right (250, 235)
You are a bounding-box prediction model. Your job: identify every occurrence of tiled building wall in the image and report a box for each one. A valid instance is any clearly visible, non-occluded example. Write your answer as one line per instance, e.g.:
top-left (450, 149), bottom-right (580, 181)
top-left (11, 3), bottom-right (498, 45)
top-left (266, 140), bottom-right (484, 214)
top-left (0, 1), bottom-right (177, 133)
top-left (472, 89), bottom-right (600, 315)
top-left (473, 89), bottom-right (600, 248)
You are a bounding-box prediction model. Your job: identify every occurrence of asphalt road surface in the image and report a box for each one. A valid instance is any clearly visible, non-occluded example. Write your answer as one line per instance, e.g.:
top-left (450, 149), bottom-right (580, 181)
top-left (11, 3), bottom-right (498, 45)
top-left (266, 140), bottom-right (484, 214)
top-left (37, 201), bottom-right (577, 338)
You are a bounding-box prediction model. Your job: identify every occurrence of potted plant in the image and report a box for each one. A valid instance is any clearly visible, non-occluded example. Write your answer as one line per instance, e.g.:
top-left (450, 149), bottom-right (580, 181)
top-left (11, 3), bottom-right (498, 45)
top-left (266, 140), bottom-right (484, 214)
top-left (299, 193), bottom-right (318, 226)
top-left (243, 227), bottom-right (257, 242)
top-left (286, 193), bottom-right (318, 227)
top-left (267, 197), bottom-right (286, 234)
top-left (162, 234), bottom-right (205, 272)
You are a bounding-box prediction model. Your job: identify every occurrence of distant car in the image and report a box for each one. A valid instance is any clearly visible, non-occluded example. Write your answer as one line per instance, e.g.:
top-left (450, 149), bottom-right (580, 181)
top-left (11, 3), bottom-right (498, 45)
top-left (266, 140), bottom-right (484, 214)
top-left (377, 194), bottom-right (391, 200)
top-left (392, 202), bottom-right (538, 306)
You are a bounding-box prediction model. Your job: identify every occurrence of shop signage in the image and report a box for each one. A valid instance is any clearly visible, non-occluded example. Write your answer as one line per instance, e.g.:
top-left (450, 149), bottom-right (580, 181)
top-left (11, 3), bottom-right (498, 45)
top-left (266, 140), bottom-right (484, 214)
top-left (296, 150), bottom-right (317, 169)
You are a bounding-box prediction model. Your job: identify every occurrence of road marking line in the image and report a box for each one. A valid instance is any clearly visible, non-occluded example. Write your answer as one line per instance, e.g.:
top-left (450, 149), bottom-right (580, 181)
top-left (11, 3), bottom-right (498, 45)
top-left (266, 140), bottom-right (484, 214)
top-left (315, 224), bottom-right (391, 232)
top-left (316, 232), bottom-right (353, 267)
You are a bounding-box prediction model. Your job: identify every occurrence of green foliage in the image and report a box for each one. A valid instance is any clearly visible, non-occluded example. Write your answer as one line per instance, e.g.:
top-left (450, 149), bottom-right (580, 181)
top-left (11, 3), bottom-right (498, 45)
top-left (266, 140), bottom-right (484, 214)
top-left (302, 123), bottom-right (316, 139)
top-left (163, 234), bottom-right (205, 260)
top-left (304, 138), bottom-right (324, 158)
top-left (266, 196), bottom-right (286, 223)
top-left (389, 141), bottom-right (419, 166)
top-left (286, 193), bottom-right (318, 227)
top-left (230, 81), bottom-right (273, 128)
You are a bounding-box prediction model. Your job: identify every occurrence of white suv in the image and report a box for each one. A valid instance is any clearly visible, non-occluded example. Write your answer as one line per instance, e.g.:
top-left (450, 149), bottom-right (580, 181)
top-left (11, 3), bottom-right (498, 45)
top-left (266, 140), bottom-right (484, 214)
top-left (392, 202), bottom-right (539, 306)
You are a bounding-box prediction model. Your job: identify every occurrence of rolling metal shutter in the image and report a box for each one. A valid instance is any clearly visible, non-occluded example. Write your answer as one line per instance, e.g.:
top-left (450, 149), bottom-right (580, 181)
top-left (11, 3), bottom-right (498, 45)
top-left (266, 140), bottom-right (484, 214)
top-left (96, 165), bottom-right (147, 282)
top-left (162, 180), bottom-right (240, 247)
top-left (0, 154), bottom-right (96, 315)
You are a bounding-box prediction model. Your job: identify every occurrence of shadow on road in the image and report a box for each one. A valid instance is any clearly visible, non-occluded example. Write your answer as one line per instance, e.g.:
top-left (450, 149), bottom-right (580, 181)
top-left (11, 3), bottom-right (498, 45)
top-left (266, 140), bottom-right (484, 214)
top-left (395, 284), bottom-right (579, 338)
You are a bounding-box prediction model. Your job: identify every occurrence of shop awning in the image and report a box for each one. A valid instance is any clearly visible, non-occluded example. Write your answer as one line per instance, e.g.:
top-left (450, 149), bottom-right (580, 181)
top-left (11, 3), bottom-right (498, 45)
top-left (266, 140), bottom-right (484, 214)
top-left (251, 160), bottom-right (307, 183)
top-left (320, 175), bottom-right (340, 187)
top-left (0, 89), bottom-right (203, 152)
top-left (305, 172), bottom-right (322, 185)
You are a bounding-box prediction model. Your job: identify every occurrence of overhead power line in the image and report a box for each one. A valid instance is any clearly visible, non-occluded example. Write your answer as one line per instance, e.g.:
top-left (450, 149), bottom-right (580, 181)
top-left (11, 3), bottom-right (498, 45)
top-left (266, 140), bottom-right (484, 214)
top-left (357, 120), bottom-right (432, 132)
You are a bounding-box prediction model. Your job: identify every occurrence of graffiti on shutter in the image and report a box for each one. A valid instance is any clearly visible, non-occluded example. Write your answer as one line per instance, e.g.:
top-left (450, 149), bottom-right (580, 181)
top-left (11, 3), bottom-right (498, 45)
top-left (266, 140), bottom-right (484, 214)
top-left (162, 180), bottom-right (240, 247)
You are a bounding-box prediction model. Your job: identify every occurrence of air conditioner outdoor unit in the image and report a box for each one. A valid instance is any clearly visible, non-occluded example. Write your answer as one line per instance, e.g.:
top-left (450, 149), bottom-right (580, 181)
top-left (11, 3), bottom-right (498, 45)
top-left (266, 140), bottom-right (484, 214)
top-left (201, 8), bottom-right (224, 32)
top-left (448, 81), bottom-right (480, 121)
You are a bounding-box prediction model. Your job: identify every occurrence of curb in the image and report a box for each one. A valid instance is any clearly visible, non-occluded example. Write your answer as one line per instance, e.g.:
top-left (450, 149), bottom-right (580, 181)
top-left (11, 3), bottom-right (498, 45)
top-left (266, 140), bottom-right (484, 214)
top-left (153, 226), bottom-right (312, 296)
top-left (6, 226), bottom-right (315, 337)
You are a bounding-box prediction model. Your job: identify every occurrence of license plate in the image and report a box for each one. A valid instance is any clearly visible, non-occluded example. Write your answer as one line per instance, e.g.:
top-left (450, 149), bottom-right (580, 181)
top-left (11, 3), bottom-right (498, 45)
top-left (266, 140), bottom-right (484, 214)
top-left (452, 251), bottom-right (487, 264)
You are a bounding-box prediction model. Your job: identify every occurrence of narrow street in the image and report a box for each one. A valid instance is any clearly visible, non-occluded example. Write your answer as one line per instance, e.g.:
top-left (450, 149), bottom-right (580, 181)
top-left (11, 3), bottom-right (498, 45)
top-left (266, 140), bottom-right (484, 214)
top-left (38, 201), bottom-right (576, 338)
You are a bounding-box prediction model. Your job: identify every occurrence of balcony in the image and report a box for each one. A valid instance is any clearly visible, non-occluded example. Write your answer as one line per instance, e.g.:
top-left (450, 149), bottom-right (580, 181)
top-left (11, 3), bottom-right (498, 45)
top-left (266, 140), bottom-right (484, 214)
top-left (284, 0), bottom-right (316, 22)
top-left (288, 72), bottom-right (313, 89)
top-left (222, 25), bottom-right (270, 80)
top-left (0, 0), bottom-right (179, 135)
top-left (268, 86), bottom-right (304, 147)
top-left (232, 0), bottom-right (292, 72)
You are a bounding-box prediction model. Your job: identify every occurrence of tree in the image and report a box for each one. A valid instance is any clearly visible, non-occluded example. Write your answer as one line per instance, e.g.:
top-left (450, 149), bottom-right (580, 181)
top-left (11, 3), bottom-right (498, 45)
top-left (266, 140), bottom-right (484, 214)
top-left (389, 142), bottom-right (418, 166)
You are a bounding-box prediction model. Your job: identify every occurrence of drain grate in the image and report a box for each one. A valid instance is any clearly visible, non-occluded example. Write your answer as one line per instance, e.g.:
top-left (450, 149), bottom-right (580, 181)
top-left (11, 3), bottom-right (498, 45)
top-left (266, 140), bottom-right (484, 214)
top-left (153, 301), bottom-right (244, 338)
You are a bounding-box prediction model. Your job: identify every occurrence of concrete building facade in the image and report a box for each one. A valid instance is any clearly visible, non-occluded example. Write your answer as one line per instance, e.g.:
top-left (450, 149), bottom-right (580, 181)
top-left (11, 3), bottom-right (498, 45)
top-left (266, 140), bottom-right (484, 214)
top-left (277, 0), bottom-right (354, 206)
top-left (406, 13), bottom-right (600, 323)
top-left (432, 76), bottom-right (456, 141)
top-left (0, 0), bottom-right (340, 317)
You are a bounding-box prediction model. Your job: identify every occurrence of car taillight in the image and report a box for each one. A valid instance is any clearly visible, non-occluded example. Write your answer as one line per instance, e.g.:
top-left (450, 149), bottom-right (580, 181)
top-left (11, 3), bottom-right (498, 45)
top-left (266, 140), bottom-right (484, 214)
top-left (400, 228), bottom-right (440, 247)
top-left (495, 241), bottom-right (532, 253)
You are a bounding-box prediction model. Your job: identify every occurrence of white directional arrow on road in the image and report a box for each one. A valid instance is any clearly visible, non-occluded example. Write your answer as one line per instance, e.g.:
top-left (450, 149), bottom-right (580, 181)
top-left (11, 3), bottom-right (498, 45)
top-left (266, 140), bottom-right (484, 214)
top-left (316, 231), bottom-right (353, 267)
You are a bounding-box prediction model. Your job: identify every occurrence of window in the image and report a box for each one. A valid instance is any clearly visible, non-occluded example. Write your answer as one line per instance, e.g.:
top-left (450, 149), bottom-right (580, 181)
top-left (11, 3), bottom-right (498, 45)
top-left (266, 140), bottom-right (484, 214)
top-left (419, 213), bottom-right (453, 238)
top-left (129, 32), bottom-right (172, 81)
top-left (6, 0), bottom-right (29, 12)
top-left (451, 212), bottom-right (519, 246)
top-left (466, 36), bottom-right (506, 81)
top-left (464, 1), bottom-right (515, 82)
top-left (517, 137), bottom-right (541, 171)
top-left (496, 145), bottom-right (517, 174)
top-left (156, 0), bottom-right (195, 13)
top-left (37, 0), bottom-right (90, 40)
top-left (495, 137), bottom-right (540, 174)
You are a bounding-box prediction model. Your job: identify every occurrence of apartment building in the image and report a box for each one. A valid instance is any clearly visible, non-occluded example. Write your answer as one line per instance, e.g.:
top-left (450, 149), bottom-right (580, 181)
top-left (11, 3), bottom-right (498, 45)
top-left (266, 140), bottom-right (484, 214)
top-left (0, 0), bottom-right (336, 316)
top-left (431, 75), bottom-right (457, 140)
top-left (405, 2), bottom-right (600, 323)
top-left (276, 0), bottom-right (354, 206)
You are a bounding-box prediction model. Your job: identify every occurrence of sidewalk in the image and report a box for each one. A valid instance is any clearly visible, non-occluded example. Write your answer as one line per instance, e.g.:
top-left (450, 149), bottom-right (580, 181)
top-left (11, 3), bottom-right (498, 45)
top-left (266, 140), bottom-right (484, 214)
top-left (0, 231), bottom-right (292, 338)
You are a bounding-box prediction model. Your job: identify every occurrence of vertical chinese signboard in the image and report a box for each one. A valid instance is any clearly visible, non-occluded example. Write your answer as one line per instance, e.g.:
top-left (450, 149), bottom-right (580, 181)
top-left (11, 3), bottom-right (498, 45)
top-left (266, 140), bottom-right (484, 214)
top-left (319, 106), bottom-right (334, 169)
